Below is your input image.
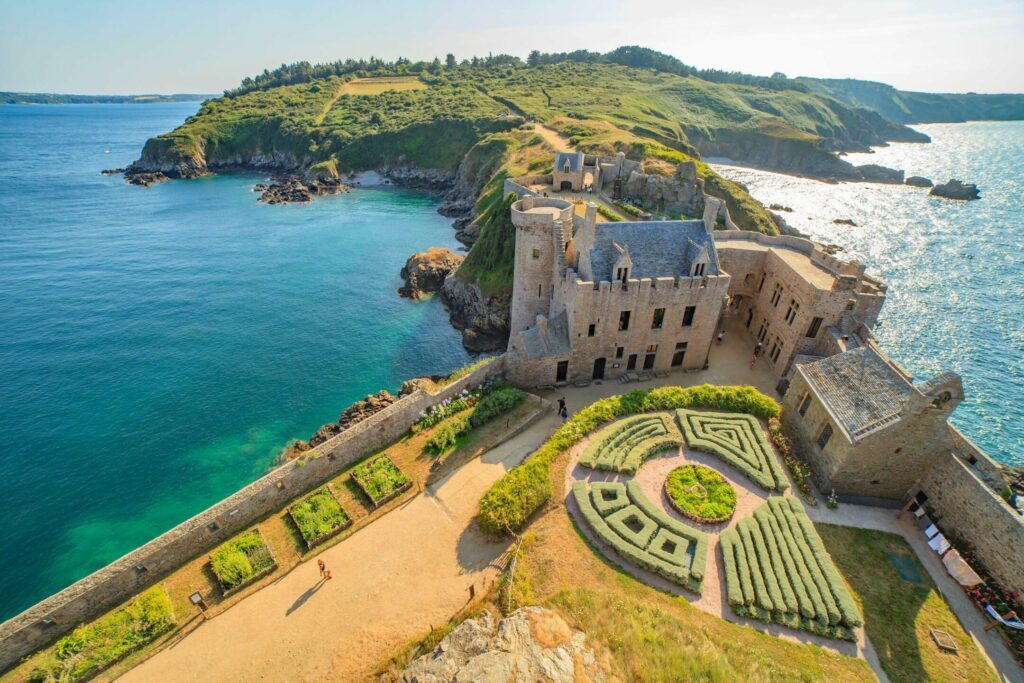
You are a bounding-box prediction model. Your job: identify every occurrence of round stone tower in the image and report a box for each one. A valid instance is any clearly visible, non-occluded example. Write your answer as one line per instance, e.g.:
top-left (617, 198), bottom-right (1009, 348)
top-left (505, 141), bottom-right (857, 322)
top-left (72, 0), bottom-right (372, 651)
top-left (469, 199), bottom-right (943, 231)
top-left (508, 196), bottom-right (574, 343)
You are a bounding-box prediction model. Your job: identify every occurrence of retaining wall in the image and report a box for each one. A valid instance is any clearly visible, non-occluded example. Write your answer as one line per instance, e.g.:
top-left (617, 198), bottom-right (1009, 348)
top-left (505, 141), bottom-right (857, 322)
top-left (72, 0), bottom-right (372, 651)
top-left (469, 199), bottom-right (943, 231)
top-left (919, 451), bottom-right (1024, 597)
top-left (0, 356), bottom-right (506, 670)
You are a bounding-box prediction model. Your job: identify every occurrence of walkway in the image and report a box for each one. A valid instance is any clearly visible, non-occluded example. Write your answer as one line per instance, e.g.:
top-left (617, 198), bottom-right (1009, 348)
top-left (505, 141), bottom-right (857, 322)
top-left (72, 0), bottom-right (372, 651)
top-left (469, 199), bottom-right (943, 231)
top-left (120, 411), bottom-right (561, 682)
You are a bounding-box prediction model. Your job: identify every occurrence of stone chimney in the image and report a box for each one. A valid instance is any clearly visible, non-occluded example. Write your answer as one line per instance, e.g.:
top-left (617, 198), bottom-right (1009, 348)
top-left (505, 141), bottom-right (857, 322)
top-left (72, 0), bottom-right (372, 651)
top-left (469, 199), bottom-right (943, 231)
top-left (703, 196), bottom-right (723, 233)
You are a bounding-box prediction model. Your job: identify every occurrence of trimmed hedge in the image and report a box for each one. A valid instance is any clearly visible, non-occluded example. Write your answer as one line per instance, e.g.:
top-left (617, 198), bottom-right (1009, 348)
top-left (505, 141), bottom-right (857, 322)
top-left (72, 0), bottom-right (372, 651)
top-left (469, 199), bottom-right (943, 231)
top-left (590, 481), bottom-right (630, 514)
top-left (469, 385), bottom-right (526, 427)
top-left (578, 414), bottom-right (680, 474)
top-left (676, 409), bottom-right (788, 491)
top-left (664, 464), bottom-right (737, 523)
top-left (626, 480), bottom-right (708, 583)
top-left (425, 414), bottom-right (471, 454)
top-left (572, 481), bottom-right (698, 592)
top-left (605, 505), bottom-right (659, 548)
top-left (477, 385), bottom-right (779, 535)
top-left (719, 496), bottom-right (862, 641)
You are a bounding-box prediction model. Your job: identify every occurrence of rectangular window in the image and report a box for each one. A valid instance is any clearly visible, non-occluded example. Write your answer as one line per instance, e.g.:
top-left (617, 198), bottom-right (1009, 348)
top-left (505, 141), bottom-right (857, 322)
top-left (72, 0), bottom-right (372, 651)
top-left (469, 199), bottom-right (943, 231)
top-left (770, 341), bottom-right (781, 363)
top-left (618, 310), bottom-right (630, 331)
top-left (806, 316), bottom-right (823, 338)
top-left (615, 346), bottom-right (624, 359)
top-left (758, 274), bottom-right (766, 292)
top-left (652, 308), bottom-right (665, 329)
top-left (693, 262), bottom-right (706, 277)
top-left (681, 305), bottom-right (696, 327)
top-left (643, 353), bottom-right (656, 370)
top-left (646, 344), bottom-right (658, 353)
top-left (798, 393), bottom-right (811, 417)
top-left (587, 323), bottom-right (596, 337)
top-left (816, 422), bottom-right (833, 450)
top-left (537, 284), bottom-right (542, 297)
top-left (671, 342), bottom-right (687, 367)
top-left (532, 248), bottom-right (540, 259)
top-left (771, 283), bottom-right (783, 307)
top-left (785, 299), bottom-right (799, 325)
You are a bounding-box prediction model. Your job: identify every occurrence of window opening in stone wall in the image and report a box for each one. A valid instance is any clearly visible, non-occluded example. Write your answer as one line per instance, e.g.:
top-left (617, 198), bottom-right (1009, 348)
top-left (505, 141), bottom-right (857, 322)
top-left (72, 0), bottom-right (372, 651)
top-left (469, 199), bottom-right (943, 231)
top-left (615, 346), bottom-right (624, 359)
top-left (532, 248), bottom-right (540, 259)
top-left (618, 310), bottom-right (631, 331)
top-left (806, 316), bottom-right (823, 338)
top-left (682, 305), bottom-right (696, 327)
top-left (816, 422), bottom-right (833, 450)
top-left (798, 393), bottom-right (811, 416)
top-left (588, 324), bottom-right (596, 337)
top-left (652, 308), bottom-right (665, 329)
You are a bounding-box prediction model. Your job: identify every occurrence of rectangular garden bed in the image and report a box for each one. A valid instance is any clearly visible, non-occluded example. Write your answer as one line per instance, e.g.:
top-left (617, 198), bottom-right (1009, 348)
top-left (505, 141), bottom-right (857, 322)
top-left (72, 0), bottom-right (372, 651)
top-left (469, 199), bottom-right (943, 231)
top-left (288, 483), bottom-right (353, 550)
top-left (350, 454), bottom-right (412, 508)
top-left (209, 528), bottom-right (278, 597)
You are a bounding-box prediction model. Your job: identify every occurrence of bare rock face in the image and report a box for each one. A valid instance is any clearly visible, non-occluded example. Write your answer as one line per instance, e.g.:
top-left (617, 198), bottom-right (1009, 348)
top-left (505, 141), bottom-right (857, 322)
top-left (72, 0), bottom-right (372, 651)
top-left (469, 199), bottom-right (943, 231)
top-left (256, 175), bottom-right (350, 204)
top-left (440, 275), bottom-right (510, 352)
top-left (287, 382), bottom-right (421, 454)
top-left (399, 248), bottom-right (464, 299)
top-left (622, 163), bottom-right (704, 217)
top-left (401, 607), bottom-right (608, 683)
top-left (855, 164), bottom-right (904, 184)
top-left (930, 179), bottom-right (981, 201)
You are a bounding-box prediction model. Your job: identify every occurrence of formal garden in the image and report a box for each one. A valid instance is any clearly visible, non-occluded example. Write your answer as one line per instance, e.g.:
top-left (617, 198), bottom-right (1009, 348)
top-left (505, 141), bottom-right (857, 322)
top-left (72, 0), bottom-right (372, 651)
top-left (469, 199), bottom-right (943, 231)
top-left (720, 497), bottom-right (862, 640)
top-left (210, 529), bottom-right (277, 595)
top-left (676, 409), bottom-right (789, 492)
top-left (577, 414), bottom-right (681, 474)
top-left (573, 479), bottom-right (708, 593)
top-left (288, 485), bottom-right (352, 549)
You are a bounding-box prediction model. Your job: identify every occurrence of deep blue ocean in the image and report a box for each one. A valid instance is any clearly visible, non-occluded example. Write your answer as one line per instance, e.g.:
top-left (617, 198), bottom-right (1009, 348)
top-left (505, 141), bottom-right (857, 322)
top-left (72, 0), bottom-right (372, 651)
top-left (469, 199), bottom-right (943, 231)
top-left (712, 121), bottom-right (1024, 472)
top-left (0, 103), bottom-right (470, 621)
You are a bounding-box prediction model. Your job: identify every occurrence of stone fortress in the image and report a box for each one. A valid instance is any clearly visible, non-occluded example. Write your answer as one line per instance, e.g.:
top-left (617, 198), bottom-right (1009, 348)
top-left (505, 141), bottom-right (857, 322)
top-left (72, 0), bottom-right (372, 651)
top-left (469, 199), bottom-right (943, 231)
top-left (503, 151), bottom-right (1024, 597)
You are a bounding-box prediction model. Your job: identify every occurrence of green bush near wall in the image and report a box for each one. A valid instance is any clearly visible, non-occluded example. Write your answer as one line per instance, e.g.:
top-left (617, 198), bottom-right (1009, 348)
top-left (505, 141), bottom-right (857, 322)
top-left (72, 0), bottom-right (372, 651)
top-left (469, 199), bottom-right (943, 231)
top-left (476, 385), bottom-right (779, 535)
top-left (720, 497), bottom-right (862, 640)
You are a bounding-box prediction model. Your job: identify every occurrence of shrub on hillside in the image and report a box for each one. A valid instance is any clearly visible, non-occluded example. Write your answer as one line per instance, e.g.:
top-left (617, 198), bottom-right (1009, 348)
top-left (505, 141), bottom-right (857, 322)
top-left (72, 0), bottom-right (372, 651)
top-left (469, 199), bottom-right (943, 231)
top-left (476, 385), bottom-right (779, 535)
top-left (469, 385), bottom-right (525, 427)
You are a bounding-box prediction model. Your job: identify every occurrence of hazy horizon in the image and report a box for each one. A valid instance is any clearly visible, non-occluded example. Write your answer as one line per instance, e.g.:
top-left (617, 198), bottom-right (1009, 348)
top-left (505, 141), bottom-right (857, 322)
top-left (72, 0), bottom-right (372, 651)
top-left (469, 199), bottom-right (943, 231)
top-left (1, 0), bottom-right (1023, 96)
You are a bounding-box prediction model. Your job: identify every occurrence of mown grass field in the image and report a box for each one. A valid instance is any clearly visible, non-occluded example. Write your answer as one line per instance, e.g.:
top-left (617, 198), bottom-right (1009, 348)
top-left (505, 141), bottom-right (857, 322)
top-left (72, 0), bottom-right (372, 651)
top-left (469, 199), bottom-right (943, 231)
top-left (341, 76), bottom-right (427, 95)
top-left (818, 524), bottom-right (994, 683)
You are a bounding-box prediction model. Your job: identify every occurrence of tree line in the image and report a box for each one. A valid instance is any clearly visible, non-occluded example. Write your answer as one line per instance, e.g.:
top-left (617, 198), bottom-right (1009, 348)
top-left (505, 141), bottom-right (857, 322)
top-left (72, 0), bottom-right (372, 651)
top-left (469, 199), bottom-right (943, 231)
top-left (224, 45), bottom-right (806, 97)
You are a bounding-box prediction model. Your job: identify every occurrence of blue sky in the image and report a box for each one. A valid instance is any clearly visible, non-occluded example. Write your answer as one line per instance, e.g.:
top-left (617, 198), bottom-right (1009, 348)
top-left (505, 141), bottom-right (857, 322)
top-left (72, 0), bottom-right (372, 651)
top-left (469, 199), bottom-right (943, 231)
top-left (1, 0), bottom-right (1022, 94)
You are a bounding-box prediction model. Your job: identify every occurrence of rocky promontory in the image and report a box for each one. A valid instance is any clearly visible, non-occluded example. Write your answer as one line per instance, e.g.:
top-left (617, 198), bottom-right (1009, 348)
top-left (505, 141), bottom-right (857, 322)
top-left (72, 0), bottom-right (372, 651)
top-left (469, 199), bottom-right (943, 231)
top-left (905, 175), bottom-right (934, 188)
top-left (930, 179), bottom-right (981, 201)
top-left (441, 275), bottom-right (510, 352)
top-left (400, 607), bottom-right (608, 682)
top-left (398, 247), bottom-right (464, 299)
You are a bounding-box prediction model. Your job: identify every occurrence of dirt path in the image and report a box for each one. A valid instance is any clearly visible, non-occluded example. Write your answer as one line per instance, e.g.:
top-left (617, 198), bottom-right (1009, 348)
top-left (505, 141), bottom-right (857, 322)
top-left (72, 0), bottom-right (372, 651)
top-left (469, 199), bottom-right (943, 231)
top-left (119, 411), bottom-right (561, 683)
top-left (531, 122), bottom-right (574, 153)
top-left (314, 79), bottom-right (347, 125)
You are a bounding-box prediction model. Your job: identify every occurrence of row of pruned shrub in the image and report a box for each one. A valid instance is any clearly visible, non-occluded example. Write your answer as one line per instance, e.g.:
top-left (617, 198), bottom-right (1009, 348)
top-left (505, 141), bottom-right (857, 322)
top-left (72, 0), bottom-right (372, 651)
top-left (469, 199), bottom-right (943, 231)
top-left (578, 414), bottom-right (679, 474)
top-left (29, 587), bottom-right (176, 682)
top-left (425, 383), bottom-right (526, 454)
top-left (573, 481), bottom-right (703, 593)
top-left (477, 385), bottom-right (779, 535)
top-left (720, 497), bottom-right (861, 640)
top-left (676, 409), bottom-right (788, 492)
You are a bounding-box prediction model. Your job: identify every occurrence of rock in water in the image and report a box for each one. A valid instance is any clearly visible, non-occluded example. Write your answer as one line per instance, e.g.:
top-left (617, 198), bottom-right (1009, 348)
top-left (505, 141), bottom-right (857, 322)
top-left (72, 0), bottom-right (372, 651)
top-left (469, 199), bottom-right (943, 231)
top-left (905, 175), bottom-right (934, 188)
top-left (398, 248), bottom-right (464, 299)
top-left (930, 179), bottom-right (980, 201)
top-left (401, 607), bottom-right (608, 682)
top-left (833, 218), bottom-right (858, 227)
top-left (257, 175), bottom-right (349, 204)
top-left (856, 164), bottom-right (904, 184)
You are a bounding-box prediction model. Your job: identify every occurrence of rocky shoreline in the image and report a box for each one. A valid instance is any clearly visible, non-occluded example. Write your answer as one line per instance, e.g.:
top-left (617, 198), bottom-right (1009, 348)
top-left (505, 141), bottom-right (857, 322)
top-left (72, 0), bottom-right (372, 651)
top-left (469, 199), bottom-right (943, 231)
top-left (398, 248), bottom-right (463, 299)
top-left (254, 175), bottom-right (350, 204)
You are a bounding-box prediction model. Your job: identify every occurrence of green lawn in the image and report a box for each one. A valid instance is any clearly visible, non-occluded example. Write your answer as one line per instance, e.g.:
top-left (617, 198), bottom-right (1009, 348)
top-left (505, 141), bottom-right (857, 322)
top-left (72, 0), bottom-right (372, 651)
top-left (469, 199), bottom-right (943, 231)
top-left (818, 524), bottom-right (994, 682)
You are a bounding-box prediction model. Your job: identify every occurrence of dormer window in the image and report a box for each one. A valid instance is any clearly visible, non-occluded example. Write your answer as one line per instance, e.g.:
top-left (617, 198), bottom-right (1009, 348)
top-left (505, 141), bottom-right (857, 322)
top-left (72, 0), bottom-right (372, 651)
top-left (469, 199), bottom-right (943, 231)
top-left (563, 160), bottom-right (571, 173)
top-left (616, 267), bottom-right (629, 282)
top-left (692, 262), bottom-right (706, 277)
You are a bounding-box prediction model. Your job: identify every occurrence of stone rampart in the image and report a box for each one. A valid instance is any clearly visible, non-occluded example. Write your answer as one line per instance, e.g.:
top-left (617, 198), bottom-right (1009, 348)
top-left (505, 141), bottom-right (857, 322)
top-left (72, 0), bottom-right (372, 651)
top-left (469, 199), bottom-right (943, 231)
top-left (919, 451), bottom-right (1024, 596)
top-left (0, 356), bottom-right (506, 670)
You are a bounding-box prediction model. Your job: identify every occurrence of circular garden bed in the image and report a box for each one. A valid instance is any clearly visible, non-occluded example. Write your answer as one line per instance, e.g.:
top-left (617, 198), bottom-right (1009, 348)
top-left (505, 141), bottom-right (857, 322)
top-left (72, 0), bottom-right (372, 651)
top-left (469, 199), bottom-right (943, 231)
top-left (664, 464), bottom-right (737, 524)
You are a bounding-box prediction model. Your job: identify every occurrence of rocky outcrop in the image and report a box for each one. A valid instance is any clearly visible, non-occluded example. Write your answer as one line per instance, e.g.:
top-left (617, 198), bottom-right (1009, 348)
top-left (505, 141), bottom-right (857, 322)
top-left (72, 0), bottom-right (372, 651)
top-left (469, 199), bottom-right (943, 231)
top-left (622, 161), bottom-right (704, 216)
top-left (399, 248), bottom-right (464, 299)
top-left (441, 275), bottom-right (510, 352)
top-left (905, 175), bottom-right (934, 188)
top-left (855, 164), bottom-right (904, 184)
top-left (833, 218), bottom-right (858, 227)
top-left (769, 203), bottom-right (793, 212)
top-left (125, 171), bottom-right (169, 187)
top-left (400, 607), bottom-right (608, 683)
top-left (255, 175), bottom-right (350, 204)
top-left (930, 179), bottom-right (981, 201)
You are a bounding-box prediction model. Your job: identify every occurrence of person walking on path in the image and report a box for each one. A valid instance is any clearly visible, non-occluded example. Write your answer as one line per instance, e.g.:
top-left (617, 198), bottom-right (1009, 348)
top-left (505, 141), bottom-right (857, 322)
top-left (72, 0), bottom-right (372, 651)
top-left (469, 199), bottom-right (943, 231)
top-left (557, 397), bottom-right (566, 415)
top-left (716, 329), bottom-right (725, 345)
top-left (750, 340), bottom-right (763, 368)
top-left (559, 405), bottom-right (569, 424)
top-left (317, 558), bottom-right (332, 581)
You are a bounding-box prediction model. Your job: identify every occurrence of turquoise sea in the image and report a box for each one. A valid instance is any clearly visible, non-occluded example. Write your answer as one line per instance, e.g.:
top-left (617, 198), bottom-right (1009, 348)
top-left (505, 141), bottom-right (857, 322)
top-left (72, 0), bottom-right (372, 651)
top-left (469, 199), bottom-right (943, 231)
top-left (712, 121), bottom-right (1024, 471)
top-left (0, 103), bottom-right (470, 621)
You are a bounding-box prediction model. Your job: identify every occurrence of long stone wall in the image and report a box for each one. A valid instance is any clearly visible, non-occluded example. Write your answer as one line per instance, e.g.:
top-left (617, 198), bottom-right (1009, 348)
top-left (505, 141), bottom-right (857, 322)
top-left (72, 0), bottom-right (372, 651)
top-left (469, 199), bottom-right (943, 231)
top-left (0, 356), bottom-right (506, 671)
top-left (919, 451), bottom-right (1024, 596)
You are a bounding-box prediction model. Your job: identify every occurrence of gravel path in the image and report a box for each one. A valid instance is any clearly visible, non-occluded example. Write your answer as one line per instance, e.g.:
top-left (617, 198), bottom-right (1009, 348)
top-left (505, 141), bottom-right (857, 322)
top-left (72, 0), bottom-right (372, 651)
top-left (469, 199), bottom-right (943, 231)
top-left (119, 409), bottom-right (561, 682)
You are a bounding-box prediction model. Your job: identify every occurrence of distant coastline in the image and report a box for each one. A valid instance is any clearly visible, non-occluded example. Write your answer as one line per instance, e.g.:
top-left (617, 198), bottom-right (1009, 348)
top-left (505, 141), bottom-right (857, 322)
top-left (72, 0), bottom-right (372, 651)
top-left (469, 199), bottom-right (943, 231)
top-left (1, 92), bottom-right (214, 104)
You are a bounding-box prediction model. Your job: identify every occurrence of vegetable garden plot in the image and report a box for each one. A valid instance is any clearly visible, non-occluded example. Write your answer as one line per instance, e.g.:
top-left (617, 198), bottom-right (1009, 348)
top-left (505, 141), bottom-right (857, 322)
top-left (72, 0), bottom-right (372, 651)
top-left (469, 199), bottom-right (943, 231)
top-left (351, 454), bottom-right (412, 508)
top-left (288, 485), bottom-right (352, 550)
top-left (577, 414), bottom-right (682, 474)
top-left (572, 479), bottom-right (708, 593)
top-left (720, 497), bottom-right (862, 640)
top-left (676, 409), bottom-right (788, 491)
top-left (210, 529), bottom-right (277, 595)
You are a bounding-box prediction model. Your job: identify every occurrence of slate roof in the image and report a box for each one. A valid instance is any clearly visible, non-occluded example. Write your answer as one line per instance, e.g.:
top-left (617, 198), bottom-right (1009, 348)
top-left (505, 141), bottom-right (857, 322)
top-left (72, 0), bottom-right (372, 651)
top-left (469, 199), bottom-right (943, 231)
top-left (521, 311), bottom-right (571, 359)
top-left (588, 220), bottom-right (718, 280)
top-left (555, 151), bottom-right (582, 173)
top-left (798, 346), bottom-right (913, 441)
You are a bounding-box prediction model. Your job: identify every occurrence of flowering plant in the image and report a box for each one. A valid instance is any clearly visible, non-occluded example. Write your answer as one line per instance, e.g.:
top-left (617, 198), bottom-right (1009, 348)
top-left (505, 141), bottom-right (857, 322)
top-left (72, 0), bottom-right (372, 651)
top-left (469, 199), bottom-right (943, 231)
top-left (768, 417), bottom-right (816, 505)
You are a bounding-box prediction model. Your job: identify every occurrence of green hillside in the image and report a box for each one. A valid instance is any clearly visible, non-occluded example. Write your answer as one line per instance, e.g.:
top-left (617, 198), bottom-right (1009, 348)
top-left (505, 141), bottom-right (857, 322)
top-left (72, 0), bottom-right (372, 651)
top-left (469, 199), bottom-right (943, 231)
top-left (797, 77), bottom-right (1024, 124)
top-left (130, 48), bottom-right (941, 298)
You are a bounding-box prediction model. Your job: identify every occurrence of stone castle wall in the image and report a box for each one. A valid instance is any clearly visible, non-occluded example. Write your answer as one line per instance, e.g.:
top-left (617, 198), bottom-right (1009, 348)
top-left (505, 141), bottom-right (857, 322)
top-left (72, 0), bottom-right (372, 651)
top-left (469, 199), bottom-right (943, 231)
top-left (919, 451), bottom-right (1024, 596)
top-left (0, 357), bottom-right (506, 671)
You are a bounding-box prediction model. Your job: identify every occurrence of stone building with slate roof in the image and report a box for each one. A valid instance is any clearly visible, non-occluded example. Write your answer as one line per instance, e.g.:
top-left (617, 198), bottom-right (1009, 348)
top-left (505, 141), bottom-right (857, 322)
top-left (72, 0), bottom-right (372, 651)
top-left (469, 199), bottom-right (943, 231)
top-left (552, 150), bottom-right (601, 191)
top-left (782, 342), bottom-right (964, 501)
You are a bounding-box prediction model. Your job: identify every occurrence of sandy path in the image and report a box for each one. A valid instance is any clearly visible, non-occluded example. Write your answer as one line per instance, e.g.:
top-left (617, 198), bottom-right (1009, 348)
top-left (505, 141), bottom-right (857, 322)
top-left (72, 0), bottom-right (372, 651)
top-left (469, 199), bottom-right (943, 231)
top-left (120, 410), bottom-right (560, 683)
